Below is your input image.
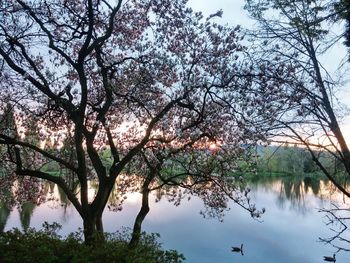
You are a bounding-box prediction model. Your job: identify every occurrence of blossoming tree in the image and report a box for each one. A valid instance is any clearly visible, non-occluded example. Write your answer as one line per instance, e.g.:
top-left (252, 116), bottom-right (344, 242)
top-left (0, 0), bottom-right (277, 243)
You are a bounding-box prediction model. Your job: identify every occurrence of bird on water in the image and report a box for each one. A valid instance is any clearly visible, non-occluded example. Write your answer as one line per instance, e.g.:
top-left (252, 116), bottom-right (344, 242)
top-left (231, 244), bottom-right (243, 255)
top-left (323, 253), bottom-right (336, 262)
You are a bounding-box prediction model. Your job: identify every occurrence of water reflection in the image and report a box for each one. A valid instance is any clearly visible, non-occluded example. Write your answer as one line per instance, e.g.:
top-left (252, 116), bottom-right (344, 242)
top-left (19, 202), bottom-right (35, 231)
top-left (2, 175), bottom-right (349, 227)
top-left (5, 175), bottom-right (345, 226)
top-left (304, 176), bottom-right (321, 196)
top-left (249, 176), bottom-right (350, 215)
top-left (0, 202), bottom-right (10, 232)
top-left (1, 175), bottom-right (350, 262)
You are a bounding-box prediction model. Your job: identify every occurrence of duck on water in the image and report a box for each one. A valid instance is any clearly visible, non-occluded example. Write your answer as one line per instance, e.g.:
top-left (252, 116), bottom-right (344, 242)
top-left (231, 244), bottom-right (243, 255)
top-left (323, 253), bottom-right (336, 262)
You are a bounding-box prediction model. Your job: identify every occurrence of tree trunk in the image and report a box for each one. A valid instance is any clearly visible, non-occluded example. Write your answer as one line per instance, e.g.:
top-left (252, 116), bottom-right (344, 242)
top-left (310, 44), bottom-right (350, 178)
top-left (129, 187), bottom-right (150, 248)
top-left (81, 210), bottom-right (107, 245)
top-left (95, 215), bottom-right (104, 233)
top-left (83, 215), bottom-right (97, 245)
top-left (82, 205), bottom-right (105, 244)
top-left (129, 168), bottom-right (156, 248)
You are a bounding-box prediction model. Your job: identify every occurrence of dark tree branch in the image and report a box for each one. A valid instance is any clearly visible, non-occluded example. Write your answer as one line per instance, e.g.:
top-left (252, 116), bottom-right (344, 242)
top-left (0, 134), bottom-right (78, 173)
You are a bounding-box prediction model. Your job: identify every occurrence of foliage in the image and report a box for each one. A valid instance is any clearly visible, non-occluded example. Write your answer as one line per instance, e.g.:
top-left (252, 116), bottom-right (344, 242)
top-left (0, 223), bottom-right (185, 263)
top-left (256, 145), bottom-right (331, 175)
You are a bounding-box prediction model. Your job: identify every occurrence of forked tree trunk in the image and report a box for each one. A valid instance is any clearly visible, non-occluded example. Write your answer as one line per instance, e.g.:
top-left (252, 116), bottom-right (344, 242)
top-left (83, 209), bottom-right (105, 244)
top-left (81, 176), bottom-right (116, 244)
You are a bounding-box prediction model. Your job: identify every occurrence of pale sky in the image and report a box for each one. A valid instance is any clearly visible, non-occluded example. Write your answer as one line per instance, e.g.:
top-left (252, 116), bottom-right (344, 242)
top-left (188, 0), bottom-right (253, 27)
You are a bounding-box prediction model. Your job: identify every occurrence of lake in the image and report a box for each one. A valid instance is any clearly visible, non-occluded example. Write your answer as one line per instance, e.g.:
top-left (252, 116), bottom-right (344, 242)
top-left (1, 176), bottom-right (350, 262)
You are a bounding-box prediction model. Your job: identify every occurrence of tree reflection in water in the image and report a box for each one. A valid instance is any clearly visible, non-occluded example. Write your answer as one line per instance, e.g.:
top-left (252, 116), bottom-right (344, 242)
top-left (19, 202), bottom-right (35, 231)
top-left (0, 202), bottom-right (11, 232)
top-left (249, 175), bottom-right (350, 254)
top-left (1, 174), bottom-right (350, 256)
top-left (249, 176), bottom-right (350, 215)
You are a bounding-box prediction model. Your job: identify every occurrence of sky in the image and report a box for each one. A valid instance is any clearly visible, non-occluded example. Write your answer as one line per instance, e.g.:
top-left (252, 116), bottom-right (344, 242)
top-left (188, 0), bottom-right (253, 27)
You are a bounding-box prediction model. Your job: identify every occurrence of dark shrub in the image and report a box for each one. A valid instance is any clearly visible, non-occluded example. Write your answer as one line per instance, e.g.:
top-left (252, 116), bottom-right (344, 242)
top-left (0, 223), bottom-right (185, 263)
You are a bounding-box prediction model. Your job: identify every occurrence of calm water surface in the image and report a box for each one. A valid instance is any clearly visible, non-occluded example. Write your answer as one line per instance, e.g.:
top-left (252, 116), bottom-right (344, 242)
top-left (2, 177), bottom-right (350, 262)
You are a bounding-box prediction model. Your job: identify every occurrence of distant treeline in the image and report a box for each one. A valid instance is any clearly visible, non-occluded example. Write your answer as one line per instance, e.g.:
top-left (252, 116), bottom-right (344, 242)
top-left (256, 145), bottom-right (344, 176)
top-left (1, 145), bottom-right (343, 179)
